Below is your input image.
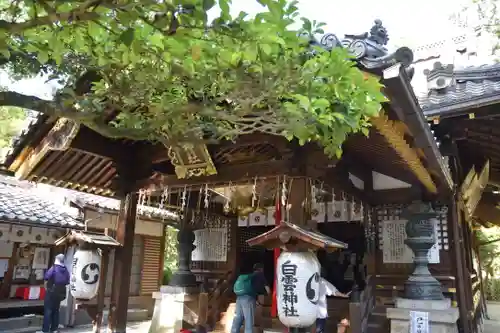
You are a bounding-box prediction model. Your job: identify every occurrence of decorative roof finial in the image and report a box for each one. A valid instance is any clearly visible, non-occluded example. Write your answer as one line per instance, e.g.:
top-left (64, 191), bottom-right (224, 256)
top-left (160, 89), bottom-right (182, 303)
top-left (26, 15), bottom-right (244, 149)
top-left (369, 19), bottom-right (389, 46)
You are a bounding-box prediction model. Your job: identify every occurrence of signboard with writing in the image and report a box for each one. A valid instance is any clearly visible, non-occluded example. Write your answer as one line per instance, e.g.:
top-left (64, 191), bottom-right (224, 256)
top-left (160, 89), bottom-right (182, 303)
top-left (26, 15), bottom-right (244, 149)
top-left (382, 220), bottom-right (439, 264)
top-left (192, 228), bottom-right (228, 262)
top-left (410, 310), bottom-right (429, 333)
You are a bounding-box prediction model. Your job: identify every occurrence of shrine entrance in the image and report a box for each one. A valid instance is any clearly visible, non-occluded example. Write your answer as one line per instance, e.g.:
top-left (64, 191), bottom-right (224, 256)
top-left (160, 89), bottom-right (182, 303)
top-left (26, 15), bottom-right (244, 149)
top-left (318, 222), bottom-right (367, 294)
top-left (238, 226), bottom-right (275, 284)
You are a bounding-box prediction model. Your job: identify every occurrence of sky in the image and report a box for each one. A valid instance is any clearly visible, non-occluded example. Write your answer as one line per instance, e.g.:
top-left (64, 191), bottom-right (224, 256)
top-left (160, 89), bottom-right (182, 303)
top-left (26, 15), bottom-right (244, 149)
top-left (0, 0), bottom-right (471, 100)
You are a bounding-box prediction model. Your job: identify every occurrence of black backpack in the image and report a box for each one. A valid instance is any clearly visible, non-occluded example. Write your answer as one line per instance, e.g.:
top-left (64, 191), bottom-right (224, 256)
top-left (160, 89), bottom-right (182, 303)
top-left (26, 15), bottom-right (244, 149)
top-left (47, 275), bottom-right (67, 301)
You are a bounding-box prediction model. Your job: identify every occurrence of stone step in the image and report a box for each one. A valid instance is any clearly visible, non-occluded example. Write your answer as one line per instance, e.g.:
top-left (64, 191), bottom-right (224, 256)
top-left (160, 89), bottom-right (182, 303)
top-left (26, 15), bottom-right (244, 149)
top-left (73, 307), bottom-right (149, 327)
top-left (367, 322), bottom-right (385, 333)
top-left (0, 315), bottom-right (43, 333)
top-left (0, 327), bottom-right (44, 333)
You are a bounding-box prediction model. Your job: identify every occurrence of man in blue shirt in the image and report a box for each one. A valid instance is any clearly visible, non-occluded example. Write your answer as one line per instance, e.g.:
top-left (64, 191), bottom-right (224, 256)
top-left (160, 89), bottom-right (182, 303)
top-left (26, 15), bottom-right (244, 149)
top-left (231, 263), bottom-right (270, 333)
top-left (38, 254), bottom-right (70, 333)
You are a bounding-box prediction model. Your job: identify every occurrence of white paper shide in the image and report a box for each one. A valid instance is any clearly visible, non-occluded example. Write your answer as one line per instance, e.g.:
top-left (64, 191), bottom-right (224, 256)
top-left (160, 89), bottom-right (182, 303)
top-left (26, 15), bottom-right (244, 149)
top-left (276, 251), bottom-right (320, 328)
top-left (70, 249), bottom-right (101, 300)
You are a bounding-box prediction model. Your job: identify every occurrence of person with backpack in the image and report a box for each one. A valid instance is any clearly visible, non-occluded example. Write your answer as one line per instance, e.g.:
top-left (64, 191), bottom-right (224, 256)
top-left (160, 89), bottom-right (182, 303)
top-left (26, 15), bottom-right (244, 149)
top-left (231, 263), bottom-right (270, 333)
top-left (38, 253), bottom-right (70, 333)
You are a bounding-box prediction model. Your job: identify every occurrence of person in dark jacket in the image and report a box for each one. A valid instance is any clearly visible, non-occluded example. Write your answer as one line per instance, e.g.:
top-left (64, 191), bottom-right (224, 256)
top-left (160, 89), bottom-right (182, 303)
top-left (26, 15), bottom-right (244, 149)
top-left (38, 253), bottom-right (70, 333)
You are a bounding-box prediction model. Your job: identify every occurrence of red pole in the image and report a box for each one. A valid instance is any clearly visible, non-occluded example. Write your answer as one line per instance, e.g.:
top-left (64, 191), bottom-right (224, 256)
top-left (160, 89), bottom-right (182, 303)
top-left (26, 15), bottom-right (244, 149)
top-left (271, 194), bottom-right (281, 318)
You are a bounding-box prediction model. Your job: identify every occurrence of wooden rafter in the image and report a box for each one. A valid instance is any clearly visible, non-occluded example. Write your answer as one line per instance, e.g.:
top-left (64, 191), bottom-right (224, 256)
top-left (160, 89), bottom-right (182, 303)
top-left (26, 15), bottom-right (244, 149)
top-left (370, 112), bottom-right (438, 194)
top-left (10, 118), bottom-right (80, 179)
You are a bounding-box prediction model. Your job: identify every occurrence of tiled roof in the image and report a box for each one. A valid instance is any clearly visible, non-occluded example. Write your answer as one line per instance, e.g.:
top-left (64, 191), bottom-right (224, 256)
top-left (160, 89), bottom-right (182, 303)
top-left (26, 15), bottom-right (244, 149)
top-left (66, 189), bottom-right (178, 221)
top-left (420, 80), bottom-right (500, 111)
top-left (418, 63), bottom-right (500, 115)
top-left (0, 181), bottom-right (83, 228)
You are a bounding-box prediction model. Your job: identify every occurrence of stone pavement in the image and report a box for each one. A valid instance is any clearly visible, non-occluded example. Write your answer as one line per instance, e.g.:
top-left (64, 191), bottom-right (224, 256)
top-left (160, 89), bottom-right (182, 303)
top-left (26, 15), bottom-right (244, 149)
top-left (485, 302), bottom-right (500, 333)
top-left (59, 321), bottom-right (151, 333)
top-left (51, 302), bottom-right (500, 332)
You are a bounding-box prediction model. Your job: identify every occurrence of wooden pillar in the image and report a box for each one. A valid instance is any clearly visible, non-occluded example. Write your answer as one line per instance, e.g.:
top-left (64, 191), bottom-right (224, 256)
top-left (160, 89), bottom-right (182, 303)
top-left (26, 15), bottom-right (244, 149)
top-left (473, 229), bottom-right (488, 318)
top-left (450, 197), bottom-right (471, 333)
top-left (107, 192), bottom-right (139, 333)
top-left (288, 177), bottom-right (309, 225)
top-left (93, 249), bottom-right (110, 333)
top-left (459, 211), bottom-right (474, 325)
top-left (158, 225), bottom-right (167, 286)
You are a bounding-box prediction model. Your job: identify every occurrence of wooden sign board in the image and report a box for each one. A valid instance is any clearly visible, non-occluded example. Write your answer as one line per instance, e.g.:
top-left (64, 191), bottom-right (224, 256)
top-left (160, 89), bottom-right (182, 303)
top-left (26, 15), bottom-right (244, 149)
top-left (382, 220), bottom-right (440, 264)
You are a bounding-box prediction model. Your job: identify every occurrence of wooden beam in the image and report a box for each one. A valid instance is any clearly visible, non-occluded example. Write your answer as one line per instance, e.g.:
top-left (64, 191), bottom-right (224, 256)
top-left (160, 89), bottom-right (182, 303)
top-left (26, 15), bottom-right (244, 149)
top-left (450, 197), bottom-right (471, 333)
top-left (322, 164), bottom-right (370, 204)
top-left (70, 127), bottom-right (127, 159)
top-left (370, 112), bottom-right (438, 194)
top-left (143, 159), bottom-right (295, 189)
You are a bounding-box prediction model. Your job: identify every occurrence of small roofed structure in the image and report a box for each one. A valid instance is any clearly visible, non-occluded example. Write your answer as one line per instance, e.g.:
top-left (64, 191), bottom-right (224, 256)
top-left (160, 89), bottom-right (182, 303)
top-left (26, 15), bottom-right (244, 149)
top-left (55, 229), bottom-right (121, 248)
top-left (55, 229), bottom-right (120, 333)
top-left (247, 221), bottom-right (347, 252)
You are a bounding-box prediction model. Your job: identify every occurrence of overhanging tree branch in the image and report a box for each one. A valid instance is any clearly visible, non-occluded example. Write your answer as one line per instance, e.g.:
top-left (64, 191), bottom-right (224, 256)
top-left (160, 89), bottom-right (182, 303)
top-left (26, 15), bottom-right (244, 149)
top-left (0, 0), bottom-right (116, 33)
top-left (0, 90), bottom-right (152, 141)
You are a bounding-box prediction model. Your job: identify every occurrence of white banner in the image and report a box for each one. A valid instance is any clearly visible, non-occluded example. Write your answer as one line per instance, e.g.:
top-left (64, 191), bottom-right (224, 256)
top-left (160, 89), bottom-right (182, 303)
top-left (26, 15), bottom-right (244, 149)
top-left (410, 310), bottom-right (429, 333)
top-left (382, 220), bottom-right (439, 264)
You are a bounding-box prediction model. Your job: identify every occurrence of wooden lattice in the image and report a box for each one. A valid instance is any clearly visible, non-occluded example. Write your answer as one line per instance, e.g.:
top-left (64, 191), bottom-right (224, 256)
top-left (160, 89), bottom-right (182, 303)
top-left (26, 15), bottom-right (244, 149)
top-left (212, 143), bottom-right (280, 165)
top-left (238, 226), bottom-right (273, 253)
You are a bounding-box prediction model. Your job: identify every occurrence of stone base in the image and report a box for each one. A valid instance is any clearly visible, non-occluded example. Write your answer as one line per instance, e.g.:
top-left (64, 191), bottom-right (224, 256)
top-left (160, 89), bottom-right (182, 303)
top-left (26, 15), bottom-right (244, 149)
top-left (387, 298), bottom-right (459, 333)
top-left (148, 286), bottom-right (202, 333)
top-left (395, 297), bottom-right (451, 310)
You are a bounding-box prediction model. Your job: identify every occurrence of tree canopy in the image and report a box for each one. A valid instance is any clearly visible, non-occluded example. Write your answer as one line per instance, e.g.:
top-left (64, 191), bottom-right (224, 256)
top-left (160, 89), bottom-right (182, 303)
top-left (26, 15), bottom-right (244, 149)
top-left (0, 0), bottom-right (386, 158)
top-left (0, 105), bottom-right (25, 148)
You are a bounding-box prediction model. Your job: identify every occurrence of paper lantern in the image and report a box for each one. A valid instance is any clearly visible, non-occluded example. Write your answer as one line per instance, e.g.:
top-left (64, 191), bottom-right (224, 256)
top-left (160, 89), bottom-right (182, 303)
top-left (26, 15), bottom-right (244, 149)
top-left (276, 251), bottom-right (320, 328)
top-left (70, 249), bottom-right (102, 300)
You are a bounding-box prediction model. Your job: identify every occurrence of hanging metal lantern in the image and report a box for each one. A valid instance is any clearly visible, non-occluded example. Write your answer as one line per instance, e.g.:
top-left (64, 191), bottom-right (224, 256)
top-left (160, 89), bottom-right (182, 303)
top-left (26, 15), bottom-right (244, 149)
top-left (276, 251), bottom-right (321, 328)
top-left (70, 248), bottom-right (102, 300)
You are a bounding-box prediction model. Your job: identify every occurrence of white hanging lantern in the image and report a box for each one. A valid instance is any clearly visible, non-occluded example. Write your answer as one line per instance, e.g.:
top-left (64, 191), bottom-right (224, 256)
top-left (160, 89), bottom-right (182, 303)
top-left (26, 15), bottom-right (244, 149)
top-left (70, 248), bottom-right (102, 300)
top-left (276, 251), bottom-right (320, 328)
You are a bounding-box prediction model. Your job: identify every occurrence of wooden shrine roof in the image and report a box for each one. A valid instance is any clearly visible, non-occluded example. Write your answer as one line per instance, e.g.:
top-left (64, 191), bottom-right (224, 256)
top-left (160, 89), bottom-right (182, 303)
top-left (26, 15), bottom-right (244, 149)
top-left (55, 229), bottom-right (121, 247)
top-left (421, 62), bottom-right (500, 225)
top-left (247, 221), bottom-right (347, 251)
top-left (1, 22), bottom-right (453, 201)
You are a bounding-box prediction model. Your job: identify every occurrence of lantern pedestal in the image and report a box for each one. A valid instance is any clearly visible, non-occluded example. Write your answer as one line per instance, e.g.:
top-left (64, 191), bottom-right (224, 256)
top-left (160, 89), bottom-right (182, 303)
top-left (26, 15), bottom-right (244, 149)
top-left (386, 298), bottom-right (459, 333)
top-left (148, 286), bottom-right (203, 333)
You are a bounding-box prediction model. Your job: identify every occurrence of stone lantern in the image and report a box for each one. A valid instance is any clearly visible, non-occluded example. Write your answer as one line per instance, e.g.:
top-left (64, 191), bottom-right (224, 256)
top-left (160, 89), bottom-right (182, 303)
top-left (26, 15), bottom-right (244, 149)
top-left (386, 202), bottom-right (459, 333)
top-left (402, 202), bottom-right (444, 300)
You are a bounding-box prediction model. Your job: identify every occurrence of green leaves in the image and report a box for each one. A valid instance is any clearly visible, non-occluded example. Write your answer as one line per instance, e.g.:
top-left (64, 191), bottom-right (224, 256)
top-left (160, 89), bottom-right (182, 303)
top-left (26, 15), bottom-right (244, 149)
top-left (0, 0), bottom-right (387, 159)
top-left (119, 28), bottom-right (136, 47)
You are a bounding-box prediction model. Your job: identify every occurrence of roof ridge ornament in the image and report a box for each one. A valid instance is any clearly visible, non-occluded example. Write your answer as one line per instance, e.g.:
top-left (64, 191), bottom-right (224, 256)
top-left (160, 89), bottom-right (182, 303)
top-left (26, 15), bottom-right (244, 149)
top-left (313, 19), bottom-right (414, 76)
top-left (423, 62), bottom-right (455, 91)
